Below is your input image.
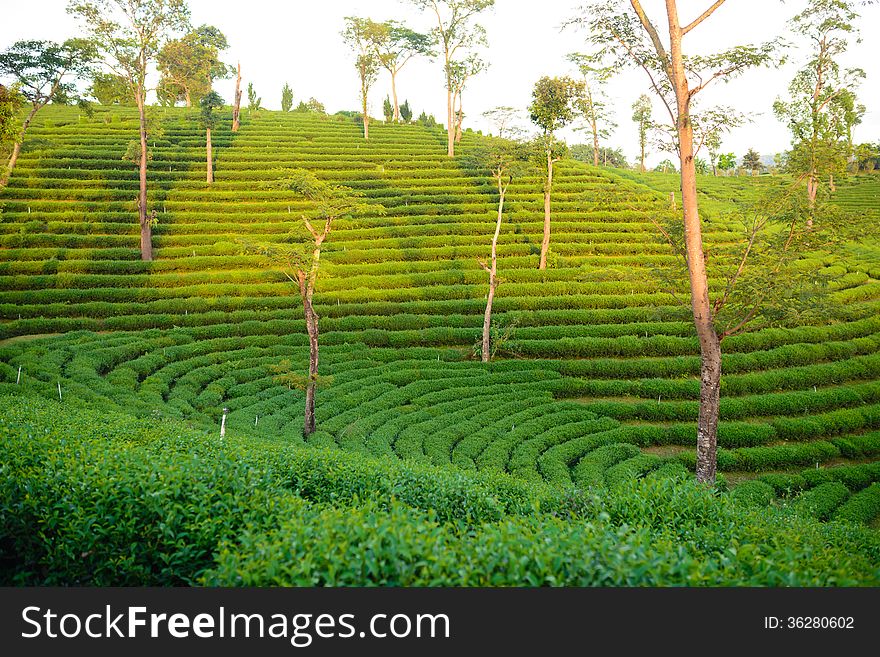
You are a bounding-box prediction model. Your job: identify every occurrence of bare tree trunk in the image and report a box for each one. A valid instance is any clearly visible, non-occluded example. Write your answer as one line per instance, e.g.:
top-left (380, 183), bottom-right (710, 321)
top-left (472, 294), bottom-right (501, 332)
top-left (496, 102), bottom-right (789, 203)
top-left (206, 127), bottom-right (213, 184)
top-left (363, 93), bottom-right (369, 140)
top-left (482, 181), bottom-right (505, 362)
top-left (446, 85), bottom-right (454, 157)
top-left (806, 172), bottom-right (817, 228)
top-left (184, 88), bottom-right (191, 108)
top-left (303, 298), bottom-right (319, 437)
top-left (232, 62), bottom-right (242, 133)
top-left (538, 151), bottom-right (554, 270)
top-left (640, 139), bottom-right (646, 172)
top-left (592, 119), bottom-right (600, 167)
top-left (1, 105), bottom-right (40, 189)
top-left (666, 0), bottom-right (720, 483)
top-left (136, 88), bottom-right (152, 261)
top-left (391, 70), bottom-right (400, 122)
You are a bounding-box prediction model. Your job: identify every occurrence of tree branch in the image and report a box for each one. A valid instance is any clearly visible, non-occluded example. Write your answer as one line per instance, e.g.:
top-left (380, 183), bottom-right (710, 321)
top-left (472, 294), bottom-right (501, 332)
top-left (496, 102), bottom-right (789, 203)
top-left (629, 0), bottom-right (672, 80)
top-left (681, 0), bottom-right (726, 35)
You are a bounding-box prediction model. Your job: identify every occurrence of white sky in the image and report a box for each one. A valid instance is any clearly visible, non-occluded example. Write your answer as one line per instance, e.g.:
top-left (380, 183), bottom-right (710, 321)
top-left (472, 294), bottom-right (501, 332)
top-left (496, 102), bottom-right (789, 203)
top-left (2, 0), bottom-right (878, 167)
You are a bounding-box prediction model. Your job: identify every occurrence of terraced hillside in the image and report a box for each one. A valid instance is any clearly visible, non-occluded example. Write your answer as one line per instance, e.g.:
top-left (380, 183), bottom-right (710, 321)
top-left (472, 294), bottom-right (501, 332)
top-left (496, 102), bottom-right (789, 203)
top-left (2, 105), bottom-right (880, 526)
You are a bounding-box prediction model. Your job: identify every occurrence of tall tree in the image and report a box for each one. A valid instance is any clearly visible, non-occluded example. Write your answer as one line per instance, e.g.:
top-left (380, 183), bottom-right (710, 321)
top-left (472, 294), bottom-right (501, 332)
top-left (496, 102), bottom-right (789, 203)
top-left (199, 90), bottom-right (223, 184)
top-left (400, 99), bottom-right (413, 122)
top-left (448, 53), bottom-right (486, 144)
top-left (631, 93), bottom-right (652, 172)
top-left (157, 25), bottom-right (231, 107)
top-left (580, 0), bottom-right (779, 483)
top-left (247, 172), bottom-right (379, 437)
top-left (568, 52), bottom-right (616, 166)
top-left (773, 0), bottom-right (864, 214)
top-left (281, 82), bottom-right (293, 112)
top-left (362, 19), bottom-right (432, 122)
top-left (411, 0), bottom-right (494, 157)
top-left (0, 39), bottom-right (95, 189)
top-left (382, 95), bottom-right (394, 122)
top-left (529, 75), bottom-right (583, 271)
top-left (231, 61), bottom-right (242, 131)
top-left (68, 0), bottom-right (191, 262)
top-left (342, 17), bottom-right (381, 140)
top-left (471, 120), bottom-right (529, 362)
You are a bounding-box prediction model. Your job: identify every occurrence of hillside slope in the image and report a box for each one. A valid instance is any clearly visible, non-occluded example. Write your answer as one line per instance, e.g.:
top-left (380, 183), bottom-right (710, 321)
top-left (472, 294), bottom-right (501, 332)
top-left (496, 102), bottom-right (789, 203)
top-left (1, 106), bottom-right (880, 521)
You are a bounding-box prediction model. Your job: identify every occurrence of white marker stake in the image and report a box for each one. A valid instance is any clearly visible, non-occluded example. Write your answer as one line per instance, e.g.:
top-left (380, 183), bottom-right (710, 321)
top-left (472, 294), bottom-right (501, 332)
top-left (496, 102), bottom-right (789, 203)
top-left (57, 382), bottom-right (62, 401)
top-left (220, 407), bottom-right (228, 439)
top-left (255, 415), bottom-right (259, 427)
top-left (16, 366), bottom-right (21, 384)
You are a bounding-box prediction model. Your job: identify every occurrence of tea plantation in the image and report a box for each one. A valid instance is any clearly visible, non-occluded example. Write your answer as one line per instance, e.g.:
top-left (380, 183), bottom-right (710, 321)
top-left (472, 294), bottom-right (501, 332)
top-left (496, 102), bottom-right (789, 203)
top-left (1, 105), bottom-right (879, 585)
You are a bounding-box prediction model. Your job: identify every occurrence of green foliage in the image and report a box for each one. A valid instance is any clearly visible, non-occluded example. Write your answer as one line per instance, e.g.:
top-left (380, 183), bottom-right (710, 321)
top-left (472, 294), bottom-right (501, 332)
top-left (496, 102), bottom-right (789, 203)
top-left (3, 396), bottom-right (879, 587)
top-left (89, 72), bottom-right (133, 105)
top-left (731, 480), bottom-right (776, 507)
top-left (792, 481), bottom-right (850, 520)
top-left (0, 39), bottom-right (97, 108)
top-left (281, 82), bottom-right (293, 112)
top-left (246, 82), bottom-right (261, 111)
top-left (400, 99), bottom-right (413, 122)
top-left (0, 84), bottom-right (23, 143)
top-left (742, 148), bottom-right (763, 175)
top-left (157, 25), bottom-right (231, 106)
top-left (529, 76), bottom-right (584, 135)
top-left (198, 90), bottom-right (224, 130)
top-left (382, 95), bottom-right (393, 122)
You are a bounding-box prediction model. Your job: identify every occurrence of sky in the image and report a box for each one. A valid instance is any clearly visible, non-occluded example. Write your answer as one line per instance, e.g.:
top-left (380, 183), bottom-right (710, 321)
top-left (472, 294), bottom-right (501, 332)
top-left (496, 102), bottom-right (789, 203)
top-left (2, 0), bottom-right (878, 168)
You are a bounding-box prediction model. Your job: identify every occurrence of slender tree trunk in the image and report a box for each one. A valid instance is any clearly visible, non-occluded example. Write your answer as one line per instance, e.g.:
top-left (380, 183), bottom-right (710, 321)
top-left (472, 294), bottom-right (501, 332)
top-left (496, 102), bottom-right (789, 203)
top-left (391, 70), bottom-right (400, 122)
top-left (640, 137), bottom-right (646, 172)
top-left (303, 298), bottom-right (319, 437)
top-left (136, 88), bottom-right (152, 261)
top-left (592, 119), bottom-right (600, 167)
top-left (206, 127), bottom-right (213, 184)
top-left (482, 180), bottom-right (505, 362)
top-left (1, 104), bottom-right (40, 189)
top-left (184, 88), bottom-right (191, 108)
top-left (666, 0), bottom-right (720, 483)
top-left (806, 171), bottom-right (817, 228)
top-left (539, 151), bottom-right (554, 270)
top-left (362, 91), bottom-right (369, 140)
top-left (446, 85), bottom-right (454, 157)
top-left (232, 62), bottom-right (242, 133)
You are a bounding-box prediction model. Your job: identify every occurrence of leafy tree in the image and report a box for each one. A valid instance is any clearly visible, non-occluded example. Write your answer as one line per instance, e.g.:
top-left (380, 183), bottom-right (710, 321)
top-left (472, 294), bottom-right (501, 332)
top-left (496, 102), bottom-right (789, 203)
top-left (199, 90), bottom-right (223, 184)
top-left (694, 157), bottom-right (710, 175)
top-left (773, 0), bottom-right (865, 214)
top-left (68, 0), bottom-right (190, 262)
top-left (742, 148), bottom-right (763, 175)
top-left (469, 116), bottom-right (530, 361)
top-left (706, 132), bottom-right (721, 176)
top-left (568, 52), bottom-right (616, 166)
top-left (281, 82), bottom-right (294, 112)
top-left (296, 98), bottom-right (326, 114)
top-left (244, 172), bottom-right (381, 437)
top-left (529, 75), bottom-right (584, 270)
top-left (853, 142), bottom-right (878, 172)
top-left (631, 94), bottom-right (651, 172)
top-left (411, 0), bottom-right (494, 157)
top-left (482, 106), bottom-right (520, 139)
top-left (416, 110), bottom-right (436, 127)
top-left (448, 54), bottom-right (486, 143)
top-left (581, 0), bottom-right (781, 483)
top-left (89, 71), bottom-right (134, 105)
top-left (0, 39), bottom-right (96, 189)
top-left (400, 99), bottom-right (413, 122)
top-left (360, 19), bottom-right (432, 122)
top-left (0, 85), bottom-right (23, 147)
top-left (382, 95), bottom-right (393, 122)
top-left (246, 81), bottom-right (261, 111)
top-left (342, 17), bottom-right (381, 140)
top-left (157, 25), bottom-right (231, 107)
top-left (718, 152), bottom-right (736, 175)
top-left (654, 158), bottom-right (676, 173)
